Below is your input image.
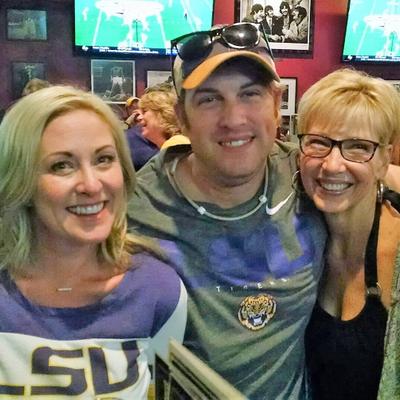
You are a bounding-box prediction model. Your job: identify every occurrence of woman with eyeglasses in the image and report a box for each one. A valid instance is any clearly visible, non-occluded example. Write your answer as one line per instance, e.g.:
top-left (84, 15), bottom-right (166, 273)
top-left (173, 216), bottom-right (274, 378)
top-left (296, 68), bottom-right (400, 399)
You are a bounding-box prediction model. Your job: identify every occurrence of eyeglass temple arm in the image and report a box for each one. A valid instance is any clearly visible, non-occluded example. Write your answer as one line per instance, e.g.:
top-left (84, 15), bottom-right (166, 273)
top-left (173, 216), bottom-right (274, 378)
top-left (258, 23), bottom-right (274, 59)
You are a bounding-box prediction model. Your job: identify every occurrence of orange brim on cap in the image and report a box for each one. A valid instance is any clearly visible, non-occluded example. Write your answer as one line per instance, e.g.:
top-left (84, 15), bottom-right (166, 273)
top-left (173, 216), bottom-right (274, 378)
top-left (182, 50), bottom-right (280, 90)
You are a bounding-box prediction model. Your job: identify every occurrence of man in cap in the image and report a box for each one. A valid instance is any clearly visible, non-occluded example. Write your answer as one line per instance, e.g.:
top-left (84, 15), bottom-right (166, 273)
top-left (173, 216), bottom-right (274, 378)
top-left (127, 22), bottom-right (326, 399)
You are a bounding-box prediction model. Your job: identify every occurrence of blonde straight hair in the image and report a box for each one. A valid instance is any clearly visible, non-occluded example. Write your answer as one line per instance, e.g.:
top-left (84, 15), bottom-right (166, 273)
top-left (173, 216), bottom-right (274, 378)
top-left (0, 85), bottom-right (158, 277)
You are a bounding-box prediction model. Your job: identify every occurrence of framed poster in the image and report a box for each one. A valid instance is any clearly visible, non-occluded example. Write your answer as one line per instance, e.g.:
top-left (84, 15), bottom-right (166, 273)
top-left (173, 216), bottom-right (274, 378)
top-left (6, 9), bottom-right (47, 41)
top-left (146, 70), bottom-right (172, 88)
top-left (235, 0), bottom-right (313, 54)
top-left (91, 60), bottom-right (135, 104)
top-left (280, 77), bottom-right (297, 116)
top-left (12, 62), bottom-right (46, 99)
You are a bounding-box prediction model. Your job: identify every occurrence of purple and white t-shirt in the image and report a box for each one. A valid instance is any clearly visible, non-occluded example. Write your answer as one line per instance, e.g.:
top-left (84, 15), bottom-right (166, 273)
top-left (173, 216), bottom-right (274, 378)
top-left (0, 253), bottom-right (187, 399)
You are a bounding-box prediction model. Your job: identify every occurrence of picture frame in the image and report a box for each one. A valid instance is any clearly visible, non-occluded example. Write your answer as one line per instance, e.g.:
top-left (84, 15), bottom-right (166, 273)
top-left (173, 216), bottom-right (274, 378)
top-left (280, 77), bottom-right (297, 116)
top-left (146, 70), bottom-right (172, 88)
top-left (234, 0), bottom-right (313, 55)
top-left (11, 62), bottom-right (46, 99)
top-left (91, 60), bottom-right (135, 104)
top-left (6, 9), bottom-right (47, 41)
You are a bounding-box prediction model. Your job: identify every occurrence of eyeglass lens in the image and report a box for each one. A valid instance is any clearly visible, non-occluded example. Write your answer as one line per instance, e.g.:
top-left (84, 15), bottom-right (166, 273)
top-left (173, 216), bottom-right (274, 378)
top-left (175, 33), bottom-right (212, 61)
top-left (300, 135), bottom-right (377, 162)
top-left (222, 24), bottom-right (260, 48)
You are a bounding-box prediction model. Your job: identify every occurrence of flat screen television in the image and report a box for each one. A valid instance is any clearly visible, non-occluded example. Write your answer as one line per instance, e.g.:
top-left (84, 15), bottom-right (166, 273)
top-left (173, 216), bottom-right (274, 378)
top-left (74, 0), bottom-right (215, 57)
top-left (342, 0), bottom-right (400, 63)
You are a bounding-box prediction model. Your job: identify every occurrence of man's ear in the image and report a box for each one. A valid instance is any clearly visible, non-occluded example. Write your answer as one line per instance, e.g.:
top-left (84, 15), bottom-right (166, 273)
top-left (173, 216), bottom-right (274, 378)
top-left (273, 87), bottom-right (283, 125)
top-left (175, 101), bottom-right (190, 131)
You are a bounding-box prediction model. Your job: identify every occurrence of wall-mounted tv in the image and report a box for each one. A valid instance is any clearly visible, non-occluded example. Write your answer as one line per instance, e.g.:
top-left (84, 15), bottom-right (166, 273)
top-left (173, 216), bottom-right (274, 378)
top-left (74, 0), bottom-right (215, 57)
top-left (342, 0), bottom-right (400, 63)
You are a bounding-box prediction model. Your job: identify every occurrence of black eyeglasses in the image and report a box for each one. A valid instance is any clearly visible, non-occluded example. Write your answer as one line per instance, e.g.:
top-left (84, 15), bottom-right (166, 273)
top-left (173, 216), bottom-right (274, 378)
top-left (298, 134), bottom-right (383, 163)
top-left (171, 22), bottom-right (274, 62)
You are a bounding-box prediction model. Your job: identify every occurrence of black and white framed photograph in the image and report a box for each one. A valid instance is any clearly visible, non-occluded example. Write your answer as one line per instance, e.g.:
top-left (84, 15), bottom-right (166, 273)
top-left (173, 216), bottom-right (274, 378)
top-left (11, 62), bottom-right (46, 99)
top-left (146, 70), bottom-right (172, 88)
top-left (6, 9), bottom-right (47, 41)
top-left (235, 0), bottom-right (313, 53)
top-left (91, 60), bottom-right (135, 104)
top-left (280, 77), bottom-right (297, 116)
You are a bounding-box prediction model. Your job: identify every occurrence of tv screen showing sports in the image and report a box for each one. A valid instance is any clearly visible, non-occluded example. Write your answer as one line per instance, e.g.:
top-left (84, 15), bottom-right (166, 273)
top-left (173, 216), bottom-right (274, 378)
top-left (342, 0), bottom-right (400, 63)
top-left (74, 0), bottom-right (215, 56)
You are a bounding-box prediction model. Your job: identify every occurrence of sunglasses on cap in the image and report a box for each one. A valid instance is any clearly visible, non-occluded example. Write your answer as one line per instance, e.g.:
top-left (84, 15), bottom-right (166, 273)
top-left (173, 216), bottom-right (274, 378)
top-left (171, 22), bottom-right (274, 62)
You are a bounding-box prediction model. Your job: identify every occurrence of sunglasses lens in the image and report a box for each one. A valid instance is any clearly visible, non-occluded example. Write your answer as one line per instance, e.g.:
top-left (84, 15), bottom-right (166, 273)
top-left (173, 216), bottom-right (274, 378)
top-left (223, 24), bottom-right (259, 48)
top-left (177, 33), bottom-right (212, 61)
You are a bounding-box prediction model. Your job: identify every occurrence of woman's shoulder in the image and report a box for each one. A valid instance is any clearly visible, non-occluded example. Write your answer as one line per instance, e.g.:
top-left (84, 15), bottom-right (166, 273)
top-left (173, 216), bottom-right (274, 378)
top-left (126, 252), bottom-right (187, 335)
top-left (126, 252), bottom-right (183, 295)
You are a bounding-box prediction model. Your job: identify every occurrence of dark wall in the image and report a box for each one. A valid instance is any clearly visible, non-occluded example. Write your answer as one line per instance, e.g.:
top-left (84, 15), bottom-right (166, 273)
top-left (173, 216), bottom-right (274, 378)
top-left (0, 0), bottom-right (170, 110)
top-left (1, 0), bottom-right (399, 110)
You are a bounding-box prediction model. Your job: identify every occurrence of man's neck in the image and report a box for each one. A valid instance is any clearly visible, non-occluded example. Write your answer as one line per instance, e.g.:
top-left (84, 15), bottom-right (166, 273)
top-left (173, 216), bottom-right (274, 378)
top-left (174, 154), bottom-right (267, 209)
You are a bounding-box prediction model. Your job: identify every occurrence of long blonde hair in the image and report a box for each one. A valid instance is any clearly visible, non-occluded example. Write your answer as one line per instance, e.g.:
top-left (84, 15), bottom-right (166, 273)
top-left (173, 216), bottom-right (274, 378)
top-left (0, 85), bottom-right (158, 277)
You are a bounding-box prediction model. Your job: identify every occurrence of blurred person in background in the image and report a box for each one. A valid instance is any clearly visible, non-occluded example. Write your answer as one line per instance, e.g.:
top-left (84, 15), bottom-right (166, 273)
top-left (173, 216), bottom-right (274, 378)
top-left (126, 84), bottom-right (189, 170)
top-left (21, 78), bottom-right (51, 96)
top-left (124, 96), bottom-right (141, 128)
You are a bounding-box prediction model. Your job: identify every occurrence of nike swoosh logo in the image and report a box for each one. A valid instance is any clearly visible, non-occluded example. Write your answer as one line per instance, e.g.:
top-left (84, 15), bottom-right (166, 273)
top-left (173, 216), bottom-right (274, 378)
top-left (265, 191), bottom-right (294, 215)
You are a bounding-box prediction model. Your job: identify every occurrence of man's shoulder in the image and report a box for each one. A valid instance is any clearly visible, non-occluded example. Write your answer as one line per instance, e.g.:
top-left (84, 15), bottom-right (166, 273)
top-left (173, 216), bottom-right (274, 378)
top-left (267, 140), bottom-right (299, 190)
top-left (136, 145), bottom-right (191, 182)
top-left (270, 140), bottom-right (299, 159)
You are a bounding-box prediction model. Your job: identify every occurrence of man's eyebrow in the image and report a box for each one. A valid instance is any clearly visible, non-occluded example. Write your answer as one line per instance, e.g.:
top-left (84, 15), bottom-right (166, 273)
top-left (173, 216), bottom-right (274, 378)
top-left (192, 87), bottom-right (219, 96)
top-left (193, 80), bottom-right (263, 96)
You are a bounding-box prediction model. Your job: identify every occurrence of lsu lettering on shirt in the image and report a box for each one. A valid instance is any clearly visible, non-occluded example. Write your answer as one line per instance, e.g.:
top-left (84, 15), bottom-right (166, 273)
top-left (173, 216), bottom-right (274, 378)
top-left (0, 254), bottom-right (187, 399)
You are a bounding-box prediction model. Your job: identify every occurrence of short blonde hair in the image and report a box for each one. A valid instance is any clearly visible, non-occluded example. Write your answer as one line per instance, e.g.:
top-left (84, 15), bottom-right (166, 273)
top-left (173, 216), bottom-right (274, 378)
top-left (298, 68), bottom-right (400, 145)
top-left (0, 85), bottom-right (156, 277)
top-left (139, 89), bottom-right (181, 139)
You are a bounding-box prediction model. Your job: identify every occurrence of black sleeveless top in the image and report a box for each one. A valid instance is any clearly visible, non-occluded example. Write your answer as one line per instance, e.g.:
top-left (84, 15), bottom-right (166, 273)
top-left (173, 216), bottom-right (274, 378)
top-left (305, 201), bottom-right (388, 400)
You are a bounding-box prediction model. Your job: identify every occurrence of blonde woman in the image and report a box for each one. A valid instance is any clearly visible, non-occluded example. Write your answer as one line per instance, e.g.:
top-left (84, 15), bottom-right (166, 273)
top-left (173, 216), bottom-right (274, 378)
top-left (297, 69), bottom-right (400, 400)
top-left (0, 86), bottom-right (186, 399)
top-left (139, 87), bottom-right (190, 149)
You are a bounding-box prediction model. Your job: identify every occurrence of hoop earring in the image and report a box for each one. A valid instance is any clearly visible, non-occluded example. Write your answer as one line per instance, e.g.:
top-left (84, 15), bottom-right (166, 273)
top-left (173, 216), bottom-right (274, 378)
top-left (291, 170), bottom-right (305, 193)
top-left (377, 180), bottom-right (384, 203)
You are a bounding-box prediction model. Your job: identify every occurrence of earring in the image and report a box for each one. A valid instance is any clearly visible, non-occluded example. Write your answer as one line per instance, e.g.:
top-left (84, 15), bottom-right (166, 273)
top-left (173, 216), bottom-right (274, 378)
top-left (291, 170), bottom-right (305, 193)
top-left (377, 180), bottom-right (384, 203)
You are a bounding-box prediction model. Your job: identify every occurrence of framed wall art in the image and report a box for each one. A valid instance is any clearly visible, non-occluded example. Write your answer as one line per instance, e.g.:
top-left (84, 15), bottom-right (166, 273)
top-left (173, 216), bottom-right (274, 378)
top-left (146, 70), bottom-right (172, 88)
top-left (91, 60), bottom-right (135, 104)
top-left (280, 77), bottom-right (297, 116)
top-left (6, 9), bottom-right (47, 41)
top-left (11, 62), bottom-right (46, 99)
top-left (235, 0), bottom-right (313, 54)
